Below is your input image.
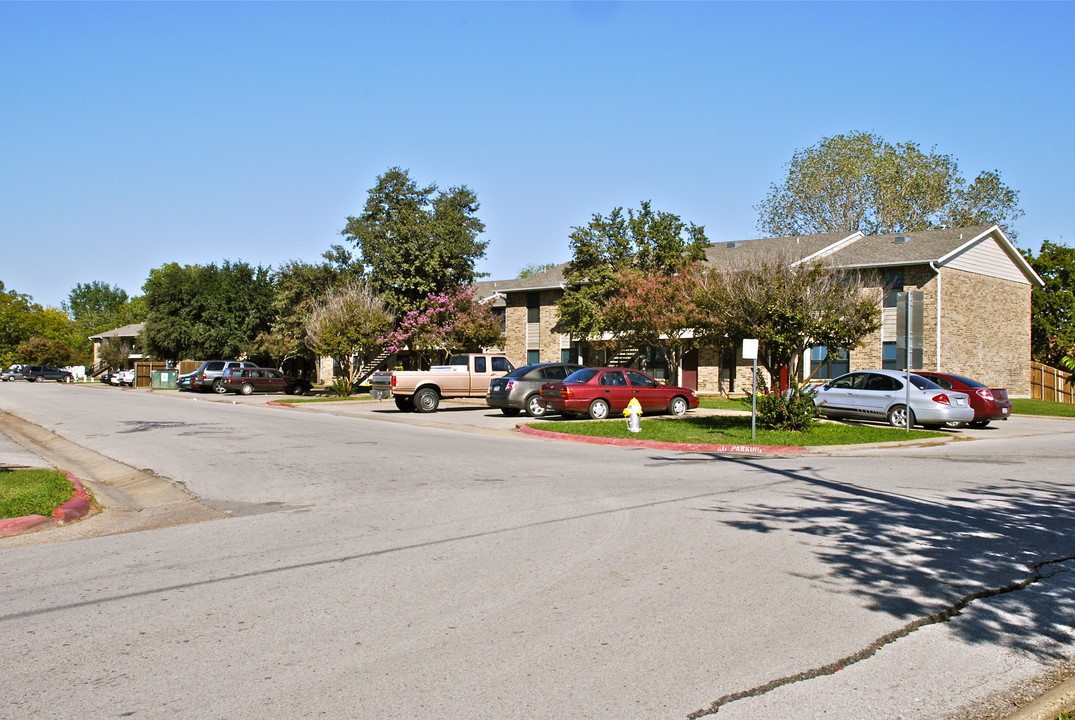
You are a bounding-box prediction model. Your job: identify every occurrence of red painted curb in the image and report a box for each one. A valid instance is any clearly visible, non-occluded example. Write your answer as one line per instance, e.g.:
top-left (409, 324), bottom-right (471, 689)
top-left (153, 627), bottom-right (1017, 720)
top-left (0, 469), bottom-right (93, 538)
top-left (0, 515), bottom-right (55, 538)
top-left (515, 424), bottom-right (807, 455)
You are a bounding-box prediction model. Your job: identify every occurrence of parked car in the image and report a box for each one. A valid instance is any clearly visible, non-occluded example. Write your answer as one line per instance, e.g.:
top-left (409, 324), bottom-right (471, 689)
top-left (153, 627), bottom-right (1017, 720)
top-left (176, 372), bottom-right (194, 391)
top-left (539, 367), bottom-right (699, 420)
top-left (23, 365), bottom-right (74, 383)
top-left (188, 360), bottom-right (260, 394)
top-left (114, 369), bottom-right (136, 387)
top-left (912, 371), bottom-right (1011, 428)
top-left (219, 366), bottom-right (312, 396)
top-left (1, 365), bottom-right (26, 382)
top-left (813, 369), bottom-right (974, 429)
top-left (487, 362), bottom-right (583, 417)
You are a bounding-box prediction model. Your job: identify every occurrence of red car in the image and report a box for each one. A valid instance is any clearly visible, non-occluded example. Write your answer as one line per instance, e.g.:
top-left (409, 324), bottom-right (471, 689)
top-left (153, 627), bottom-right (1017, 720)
top-left (912, 371), bottom-right (1010, 428)
top-left (539, 367), bottom-right (699, 420)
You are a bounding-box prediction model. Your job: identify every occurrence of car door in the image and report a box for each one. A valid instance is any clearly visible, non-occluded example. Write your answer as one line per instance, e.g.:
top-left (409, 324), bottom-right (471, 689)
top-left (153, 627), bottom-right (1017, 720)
top-left (263, 369), bottom-right (287, 393)
top-left (816, 372), bottom-right (866, 416)
top-left (595, 370), bottom-right (634, 412)
top-left (854, 373), bottom-right (902, 420)
top-left (624, 370), bottom-right (666, 412)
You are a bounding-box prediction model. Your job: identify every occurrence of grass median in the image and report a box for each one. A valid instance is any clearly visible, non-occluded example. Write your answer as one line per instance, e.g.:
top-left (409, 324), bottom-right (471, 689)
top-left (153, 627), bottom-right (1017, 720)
top-left (0, 469), bottom-right (73, 519)
top-left (535, 415), bottom-right (947, 447)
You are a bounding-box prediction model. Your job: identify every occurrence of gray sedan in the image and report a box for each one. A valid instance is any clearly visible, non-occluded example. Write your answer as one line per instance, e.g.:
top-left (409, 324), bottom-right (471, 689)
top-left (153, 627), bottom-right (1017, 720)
top-left (813, 369), bottom-right (975, 429)
top-left (487, 362), bottom-right (582, 417)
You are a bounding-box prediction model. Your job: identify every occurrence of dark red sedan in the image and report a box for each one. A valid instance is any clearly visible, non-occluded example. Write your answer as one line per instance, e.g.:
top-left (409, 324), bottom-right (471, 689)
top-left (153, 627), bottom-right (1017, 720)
top-left (539, 367), bottom-right (699, 420)
top-left (912, 371), bottom-right (1010, 428)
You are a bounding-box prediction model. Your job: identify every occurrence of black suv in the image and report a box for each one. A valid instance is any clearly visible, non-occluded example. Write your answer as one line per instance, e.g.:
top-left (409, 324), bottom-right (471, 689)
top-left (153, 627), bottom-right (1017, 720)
top-left (23, 365), bottom-right (74, 383)
top-left (186, 360), bottom-right (260, 394)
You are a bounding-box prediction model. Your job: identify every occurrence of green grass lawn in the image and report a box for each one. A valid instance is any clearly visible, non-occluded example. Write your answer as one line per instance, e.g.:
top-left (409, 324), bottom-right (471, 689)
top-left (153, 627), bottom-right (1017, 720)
top-left (0, 469), bottom-right (73, 519)
top-left (535, 415), bottom-right (946, 447)
top-left (1010, 398), bottom-right (1075, 417)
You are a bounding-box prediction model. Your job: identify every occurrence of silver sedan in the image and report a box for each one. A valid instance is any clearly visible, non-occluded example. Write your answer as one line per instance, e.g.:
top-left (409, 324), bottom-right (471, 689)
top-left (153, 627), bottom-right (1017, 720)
top-left (813, 369), bottom-right (975, 429)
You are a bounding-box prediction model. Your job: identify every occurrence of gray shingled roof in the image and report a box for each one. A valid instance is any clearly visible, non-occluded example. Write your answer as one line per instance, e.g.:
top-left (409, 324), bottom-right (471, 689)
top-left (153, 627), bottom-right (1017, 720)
top-left (477, 225), bottom-right (1040, 291)
top-left (89, 322), bottom-right (144, 340)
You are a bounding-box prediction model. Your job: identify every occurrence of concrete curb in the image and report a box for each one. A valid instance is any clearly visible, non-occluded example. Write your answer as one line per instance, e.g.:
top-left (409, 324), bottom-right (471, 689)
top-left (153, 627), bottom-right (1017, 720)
top-left (515, 424), bottom-right (808, 455)
top-left (1003, 675), bottom-right (1075, 720)
top-left (0, 469), bottom-right (93, 538)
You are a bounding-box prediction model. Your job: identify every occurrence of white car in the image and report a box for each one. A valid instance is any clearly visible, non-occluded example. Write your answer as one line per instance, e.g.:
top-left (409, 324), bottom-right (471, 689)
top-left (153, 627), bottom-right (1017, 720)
top-left (813, 369), bottom-right (974, 429)
top-left (110, 369), bottom-right (136, 387)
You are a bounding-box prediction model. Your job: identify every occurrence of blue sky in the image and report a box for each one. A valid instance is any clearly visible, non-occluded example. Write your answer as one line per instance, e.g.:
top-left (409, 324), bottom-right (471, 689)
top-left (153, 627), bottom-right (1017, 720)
top-left (3, 1), bottom-right (1073, 310)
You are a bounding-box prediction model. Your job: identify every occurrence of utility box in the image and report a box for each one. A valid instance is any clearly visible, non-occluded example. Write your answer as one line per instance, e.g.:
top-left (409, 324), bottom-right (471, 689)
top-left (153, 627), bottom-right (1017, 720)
top-left (151, 370), bottom-right (178, 390)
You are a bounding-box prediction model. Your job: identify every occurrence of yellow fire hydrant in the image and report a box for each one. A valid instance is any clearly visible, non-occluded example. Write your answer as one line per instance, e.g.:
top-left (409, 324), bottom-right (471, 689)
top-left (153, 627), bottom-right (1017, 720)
top-left (623, 397), bottom-right (643, 433)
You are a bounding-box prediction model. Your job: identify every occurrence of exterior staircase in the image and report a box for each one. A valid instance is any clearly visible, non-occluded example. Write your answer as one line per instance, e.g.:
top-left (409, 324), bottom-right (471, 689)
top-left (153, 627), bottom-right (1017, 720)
top-left (353, 349), bottom-right (394, 386)
top-left (608, 347), bottom-right (641, 367)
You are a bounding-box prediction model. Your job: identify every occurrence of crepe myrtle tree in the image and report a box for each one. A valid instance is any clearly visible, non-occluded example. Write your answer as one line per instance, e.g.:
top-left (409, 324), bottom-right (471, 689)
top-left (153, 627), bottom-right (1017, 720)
top-left (381, 286), bottom-right (504, 369)
top-left (697, 250), bottom-right (882, 386)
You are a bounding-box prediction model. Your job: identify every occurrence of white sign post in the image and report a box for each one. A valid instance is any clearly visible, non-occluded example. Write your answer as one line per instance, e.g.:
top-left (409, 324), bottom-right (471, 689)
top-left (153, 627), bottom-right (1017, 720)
top-left (743, 339), bottom-right (759, 440)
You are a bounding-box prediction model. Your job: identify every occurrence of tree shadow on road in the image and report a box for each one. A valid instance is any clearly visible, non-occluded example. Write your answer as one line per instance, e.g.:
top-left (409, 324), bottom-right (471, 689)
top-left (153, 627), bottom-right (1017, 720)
top-left (698, 456), bottom-right (1075, 660)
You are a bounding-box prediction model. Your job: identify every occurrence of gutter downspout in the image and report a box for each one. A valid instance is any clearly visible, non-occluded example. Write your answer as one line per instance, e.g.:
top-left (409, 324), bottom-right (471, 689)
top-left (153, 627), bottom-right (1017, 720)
top-left (929, 261), bottom-right (941, 370)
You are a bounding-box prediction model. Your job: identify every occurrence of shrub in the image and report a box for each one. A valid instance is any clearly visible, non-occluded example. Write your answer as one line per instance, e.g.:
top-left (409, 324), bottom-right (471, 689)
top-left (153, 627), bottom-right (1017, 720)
top-left (752, 380), bottom-right (818, 432)
top-left (329, 376), bottom-right (354, 398)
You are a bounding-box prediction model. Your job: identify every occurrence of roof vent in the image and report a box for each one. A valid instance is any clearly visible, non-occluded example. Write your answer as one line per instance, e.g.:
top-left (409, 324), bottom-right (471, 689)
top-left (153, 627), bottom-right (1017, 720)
top-left (893, 236), bottom-right (909, 244)
top-left (725, 241), bottom-right (739, 249)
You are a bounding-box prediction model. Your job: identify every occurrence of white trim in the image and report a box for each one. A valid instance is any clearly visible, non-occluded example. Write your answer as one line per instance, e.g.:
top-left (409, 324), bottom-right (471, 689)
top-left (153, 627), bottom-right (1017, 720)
top-left (936, 225), bottom-right (1044, 287)
top-left (792, 232), bottom-right (865, 266)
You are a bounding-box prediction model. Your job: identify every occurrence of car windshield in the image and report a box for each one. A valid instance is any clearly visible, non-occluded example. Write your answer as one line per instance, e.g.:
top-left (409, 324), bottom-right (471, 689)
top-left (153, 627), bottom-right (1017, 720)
top-left (948, 374), bottom-right (986, 388)
top-left (504, 366), bottom-right (534, 379)
top-left (564, 368), bottom-right (598, 384)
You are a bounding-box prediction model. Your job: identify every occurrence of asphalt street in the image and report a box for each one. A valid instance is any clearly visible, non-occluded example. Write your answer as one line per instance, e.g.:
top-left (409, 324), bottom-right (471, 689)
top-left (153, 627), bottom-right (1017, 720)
top-left (1, 382), bottom-right (1073, 720)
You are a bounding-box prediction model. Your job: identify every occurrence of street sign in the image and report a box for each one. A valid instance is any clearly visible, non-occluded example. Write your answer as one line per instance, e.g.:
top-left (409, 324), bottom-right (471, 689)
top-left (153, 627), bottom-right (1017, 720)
top-left (896, 291), bottom-right (924, 370)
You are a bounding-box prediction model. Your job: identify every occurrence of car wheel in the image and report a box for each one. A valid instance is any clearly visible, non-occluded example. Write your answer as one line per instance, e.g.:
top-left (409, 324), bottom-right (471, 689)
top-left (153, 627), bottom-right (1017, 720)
top-left (35, 375), bottom-right (46, 383)
top-left (394, 396), bottom-right (415, 412)
top-left (240, 383), bottom-right (254, 395)
top-left (413, 388), bottom-right (439, 413)
top-left (62, 375), bottom-right (73, 383)
top-left (292, 384), bottom-right (307, 396)
top-left (212, 379), bottom-right (227, 394)
top-left (525, 394), bottom-right (547, 418)
top-left (887, 404), bottom-right (913, 429)
top-left (968, 420), bottom-right (991, 429)
top-left (587, 399), bottom-right (610, 420)
top-left (500, 408), bottom-right (522, 416)
top-left (668, 396), bottom-right (689, 417)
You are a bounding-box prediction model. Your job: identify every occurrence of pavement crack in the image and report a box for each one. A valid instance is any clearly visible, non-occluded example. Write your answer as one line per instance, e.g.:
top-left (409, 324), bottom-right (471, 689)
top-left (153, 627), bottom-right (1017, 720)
top-left (687, 554), bottom-right (1075, 719)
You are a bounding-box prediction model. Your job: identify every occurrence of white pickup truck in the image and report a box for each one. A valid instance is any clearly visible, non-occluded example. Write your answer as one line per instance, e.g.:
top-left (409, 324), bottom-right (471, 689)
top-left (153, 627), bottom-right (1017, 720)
top-left (369, 353), bottom-right (515, 413)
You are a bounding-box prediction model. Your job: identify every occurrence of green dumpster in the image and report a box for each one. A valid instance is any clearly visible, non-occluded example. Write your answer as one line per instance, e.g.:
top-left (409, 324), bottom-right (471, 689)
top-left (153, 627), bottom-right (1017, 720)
top-left (151, 370), bottom-right (178, 390)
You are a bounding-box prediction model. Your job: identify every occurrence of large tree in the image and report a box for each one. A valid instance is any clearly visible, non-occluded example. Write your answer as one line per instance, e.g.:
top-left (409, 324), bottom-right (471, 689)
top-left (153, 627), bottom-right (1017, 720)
top-left (0, 282), bottom-right (80, 368)
top-left (341, 167), bottom-right (488, 318)
top-left (142, 261), bottom-right (274, 361)
top-left (698, 251), bottom-right (882, 382)
top-left (755, 131), bottom-right (1023, 238)
top-left (555, 201), bottom-right (709, 340)
top-left (599, 264), bottom-right (706, 382)
top-left (63, 281), bottom-right (145, 365)
top-left (252, 248), bottom-right (364, 369)
top-left (1023, 239), bottom-right (1075, 366)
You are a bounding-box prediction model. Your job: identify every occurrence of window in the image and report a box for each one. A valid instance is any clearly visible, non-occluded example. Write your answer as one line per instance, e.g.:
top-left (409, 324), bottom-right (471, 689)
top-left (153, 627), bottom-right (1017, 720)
top-left (491, 307), bottom-right (506, 332)
top-left (491, 357), bottom-right (512, 373)
top-left (474, 357), bottom-right (487, 373)
top-left (882, 341), bottom-right (900, 370)
top-left (526, 349), bottom-right (540, 364)
top-left (883, 269), bottom-right (905, 308)
top-left (527, 293), bottom-right (540, 324)
top-left (626, 370), bottom-right (656, 388)
top-left (561, 349), bottom-right (574, 364)
top-left (599, 371), bottom-right (627, 387)
top-left (810, 346), bottom-right (849, 379)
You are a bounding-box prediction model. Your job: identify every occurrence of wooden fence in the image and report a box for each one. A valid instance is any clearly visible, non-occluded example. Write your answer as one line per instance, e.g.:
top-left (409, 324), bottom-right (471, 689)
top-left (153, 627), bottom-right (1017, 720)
top-left (1031, 361), bottom-right (1074, 404)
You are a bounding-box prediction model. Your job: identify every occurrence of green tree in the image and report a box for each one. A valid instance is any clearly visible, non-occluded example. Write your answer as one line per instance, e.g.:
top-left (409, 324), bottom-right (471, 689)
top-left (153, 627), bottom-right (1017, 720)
top-left (599, 264), bottom-right (706, 382)
top-left (556, 201), bottom-right (709, 340)
top-left (756, 131), bottom-right (1023, 238)
top-left (0, 282), bottom-right (80, 368)
top-left (341, 167), bottom-right (488, 318)
top-left (142, 261), bottom-right (274, 361)
top-left (698, 251), bottom-right (881, 383)
top-left (252, 249), bottom-right (362, 368)
top-left (517, 263), bottom-right (556, 279)
top-left (1023, 239), bottom-right (1075, 366)
top-left (304, 282), bottom-right (395, 394)
top-left (63, 281), bottom-right (145, 366)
